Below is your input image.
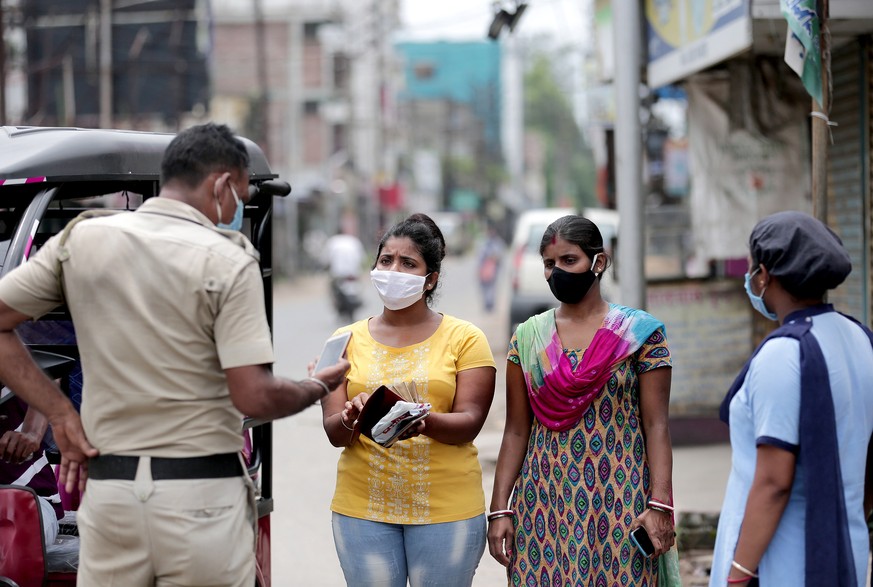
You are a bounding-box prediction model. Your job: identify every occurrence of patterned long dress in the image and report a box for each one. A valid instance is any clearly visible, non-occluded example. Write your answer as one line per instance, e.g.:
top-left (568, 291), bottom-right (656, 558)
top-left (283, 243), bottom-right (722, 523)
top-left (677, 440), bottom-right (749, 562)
top-left (507, 328), bottom-right (671, 587)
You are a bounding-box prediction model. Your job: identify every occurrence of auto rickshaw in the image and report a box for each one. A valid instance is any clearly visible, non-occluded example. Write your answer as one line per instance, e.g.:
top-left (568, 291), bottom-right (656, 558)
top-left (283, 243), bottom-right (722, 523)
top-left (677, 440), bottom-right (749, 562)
top-left (0, 125), bottom-right (288, 587)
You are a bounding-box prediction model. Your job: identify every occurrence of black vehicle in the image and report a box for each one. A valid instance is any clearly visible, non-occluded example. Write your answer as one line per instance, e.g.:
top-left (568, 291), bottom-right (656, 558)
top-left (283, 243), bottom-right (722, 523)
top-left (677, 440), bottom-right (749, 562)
top-left (0, 126), bottom-right (288, 587)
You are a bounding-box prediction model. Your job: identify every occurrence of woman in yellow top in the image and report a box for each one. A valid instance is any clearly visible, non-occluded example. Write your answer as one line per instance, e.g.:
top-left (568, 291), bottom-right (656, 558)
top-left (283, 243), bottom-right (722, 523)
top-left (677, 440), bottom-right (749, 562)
top-left (321, 213), bottom-right (496, 587)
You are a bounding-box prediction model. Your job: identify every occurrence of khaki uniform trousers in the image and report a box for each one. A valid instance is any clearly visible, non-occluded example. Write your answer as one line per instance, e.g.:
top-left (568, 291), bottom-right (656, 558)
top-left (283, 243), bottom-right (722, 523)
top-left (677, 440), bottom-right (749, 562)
top-left (77, 456), bottom-right (256, 587)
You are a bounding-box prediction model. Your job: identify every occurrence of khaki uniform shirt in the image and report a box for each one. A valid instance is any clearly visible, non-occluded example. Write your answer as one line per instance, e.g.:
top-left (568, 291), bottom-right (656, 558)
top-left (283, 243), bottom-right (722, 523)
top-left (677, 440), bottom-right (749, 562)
top-left (0, 197), bottom-right (274, 457)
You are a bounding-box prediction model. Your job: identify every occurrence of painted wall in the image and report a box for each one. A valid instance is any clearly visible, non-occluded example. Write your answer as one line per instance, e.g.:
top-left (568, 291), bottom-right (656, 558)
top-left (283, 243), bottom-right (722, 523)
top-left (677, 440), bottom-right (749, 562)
top-left (648, 280), bottom-right (752, 416)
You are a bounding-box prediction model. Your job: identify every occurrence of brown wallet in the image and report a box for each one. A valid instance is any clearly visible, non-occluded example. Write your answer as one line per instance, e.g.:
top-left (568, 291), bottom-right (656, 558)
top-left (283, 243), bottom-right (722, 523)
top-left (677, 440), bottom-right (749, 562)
top-left (356, 385), bottom-right (428, 447)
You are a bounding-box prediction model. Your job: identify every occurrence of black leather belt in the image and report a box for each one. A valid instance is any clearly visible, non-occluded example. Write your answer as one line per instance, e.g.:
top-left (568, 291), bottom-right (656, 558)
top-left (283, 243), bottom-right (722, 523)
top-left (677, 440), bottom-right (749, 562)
top-left (89, 453), bottom-right (243, 481)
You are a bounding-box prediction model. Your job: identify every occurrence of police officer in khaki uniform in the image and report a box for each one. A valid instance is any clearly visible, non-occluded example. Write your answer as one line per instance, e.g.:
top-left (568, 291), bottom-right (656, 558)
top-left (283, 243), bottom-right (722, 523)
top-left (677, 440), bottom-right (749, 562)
top-left (0, 123), bottom-right (349, 586)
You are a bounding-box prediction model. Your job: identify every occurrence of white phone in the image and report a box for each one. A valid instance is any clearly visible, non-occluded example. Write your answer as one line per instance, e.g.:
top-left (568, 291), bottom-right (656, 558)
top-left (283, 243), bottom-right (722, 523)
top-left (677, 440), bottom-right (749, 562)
top-left (313, 331), bottom-right (352, 374)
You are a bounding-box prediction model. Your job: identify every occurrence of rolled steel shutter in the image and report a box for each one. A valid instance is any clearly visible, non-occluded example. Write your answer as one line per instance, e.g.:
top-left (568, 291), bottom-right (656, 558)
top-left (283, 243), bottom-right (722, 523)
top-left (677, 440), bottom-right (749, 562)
top-left (827, 36), bottom-right (871, 325)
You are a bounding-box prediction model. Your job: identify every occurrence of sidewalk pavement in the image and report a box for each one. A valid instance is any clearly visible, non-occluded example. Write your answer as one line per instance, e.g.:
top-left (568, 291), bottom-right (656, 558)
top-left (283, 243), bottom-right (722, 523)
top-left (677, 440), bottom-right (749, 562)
top-left (475, 421), bottom-right (730, 586)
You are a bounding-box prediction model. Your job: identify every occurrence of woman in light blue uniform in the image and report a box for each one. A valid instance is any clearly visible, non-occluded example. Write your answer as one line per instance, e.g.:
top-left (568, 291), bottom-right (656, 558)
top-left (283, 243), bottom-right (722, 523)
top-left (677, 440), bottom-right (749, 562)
top-left (710, 211), bottom-right (873, 587)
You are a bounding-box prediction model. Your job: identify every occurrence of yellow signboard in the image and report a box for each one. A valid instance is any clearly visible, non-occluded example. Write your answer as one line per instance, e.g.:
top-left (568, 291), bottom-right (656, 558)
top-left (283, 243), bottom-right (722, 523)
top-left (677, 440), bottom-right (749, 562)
top-left (646, 0), bottom-right (752, 87)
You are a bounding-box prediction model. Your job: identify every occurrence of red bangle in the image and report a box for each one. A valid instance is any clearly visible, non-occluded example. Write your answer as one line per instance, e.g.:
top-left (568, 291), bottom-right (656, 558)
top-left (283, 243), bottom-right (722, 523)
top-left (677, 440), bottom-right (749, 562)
top-left (727, 578), bottom-right (751, 584)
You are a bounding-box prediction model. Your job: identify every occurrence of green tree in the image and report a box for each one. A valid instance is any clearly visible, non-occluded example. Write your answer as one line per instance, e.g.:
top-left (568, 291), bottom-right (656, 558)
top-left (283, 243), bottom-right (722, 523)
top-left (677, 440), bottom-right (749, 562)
top-left (524, 53), bottom-right (597, 209)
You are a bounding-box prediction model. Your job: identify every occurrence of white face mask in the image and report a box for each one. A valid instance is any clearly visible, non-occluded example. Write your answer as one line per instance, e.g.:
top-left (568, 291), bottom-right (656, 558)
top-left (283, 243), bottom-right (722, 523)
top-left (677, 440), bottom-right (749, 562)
top-left (370, 269), bottom-right (428, 310)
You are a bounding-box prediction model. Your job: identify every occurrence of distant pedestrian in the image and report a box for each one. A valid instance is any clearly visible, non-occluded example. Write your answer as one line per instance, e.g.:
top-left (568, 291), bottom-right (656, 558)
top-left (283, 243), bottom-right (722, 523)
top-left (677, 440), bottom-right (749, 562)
top-left (0, 123), bottom-right (349, 586)
top-left (487, 214), bottom-right (676, 585)
top-left (477, 224), bottom-right (505, 313)
top-left (321, 213), bottom-right (496, 587)
top-left (710, 211), bottom-right (873, 586)
top-left (323, 225), bottom-right (366, 323)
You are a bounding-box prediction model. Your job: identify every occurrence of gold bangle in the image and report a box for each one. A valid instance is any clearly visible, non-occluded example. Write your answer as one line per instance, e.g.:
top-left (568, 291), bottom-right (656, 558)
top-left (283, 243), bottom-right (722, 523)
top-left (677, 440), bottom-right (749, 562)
top-left (340, 417), bottom-right (354, 431)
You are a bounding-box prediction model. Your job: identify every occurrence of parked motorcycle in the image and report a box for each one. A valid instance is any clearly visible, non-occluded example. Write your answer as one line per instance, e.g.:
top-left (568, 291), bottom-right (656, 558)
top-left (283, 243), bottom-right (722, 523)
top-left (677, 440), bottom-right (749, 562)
top-left (330, 275), bottom-right (362, 323)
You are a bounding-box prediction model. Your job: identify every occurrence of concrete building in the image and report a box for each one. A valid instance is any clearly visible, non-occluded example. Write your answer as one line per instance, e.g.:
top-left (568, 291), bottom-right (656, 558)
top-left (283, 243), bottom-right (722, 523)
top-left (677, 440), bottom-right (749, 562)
top-left (18, 0), bottom-right (210, 130)
top-left (12, 0), bottom-right (401, 274)
top-left (590, 1), bottom-right (873, 440)
top-left (210, 0), bottom-right (401, 274)
top-left (394, 41), bottom-right (503, 217)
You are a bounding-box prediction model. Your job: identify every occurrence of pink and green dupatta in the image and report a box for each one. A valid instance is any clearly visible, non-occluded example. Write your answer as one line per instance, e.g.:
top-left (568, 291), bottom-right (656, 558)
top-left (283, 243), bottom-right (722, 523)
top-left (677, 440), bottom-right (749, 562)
top-left (514, 304), bottom-right (664, 431)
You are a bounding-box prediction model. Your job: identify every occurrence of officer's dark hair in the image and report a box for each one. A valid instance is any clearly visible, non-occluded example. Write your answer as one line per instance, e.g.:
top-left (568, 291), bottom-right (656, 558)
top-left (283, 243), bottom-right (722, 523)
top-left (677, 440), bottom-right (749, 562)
top-left (160, 123), bottom-right (250, 188)
top-left (375, 213), bottom-right (446, 305)
top-left (540, 215), bottom-right (611, 279)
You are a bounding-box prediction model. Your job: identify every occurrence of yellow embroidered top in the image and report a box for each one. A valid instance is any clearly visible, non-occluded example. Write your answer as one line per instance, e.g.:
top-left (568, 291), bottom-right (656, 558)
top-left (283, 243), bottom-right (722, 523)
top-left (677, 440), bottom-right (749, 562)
top-left (330, 314), bottom-right (496, 524)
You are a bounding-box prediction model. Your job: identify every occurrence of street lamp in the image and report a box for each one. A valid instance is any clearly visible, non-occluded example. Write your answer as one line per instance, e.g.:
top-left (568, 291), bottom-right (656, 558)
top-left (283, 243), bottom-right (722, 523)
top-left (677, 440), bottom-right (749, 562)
top-left (487, 1), bottom-right (527, 40)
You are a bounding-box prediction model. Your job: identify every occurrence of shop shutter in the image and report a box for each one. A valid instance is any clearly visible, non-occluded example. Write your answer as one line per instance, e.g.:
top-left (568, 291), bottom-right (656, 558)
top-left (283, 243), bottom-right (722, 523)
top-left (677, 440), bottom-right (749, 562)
top-left (827, 37), bottom-right (871, 325)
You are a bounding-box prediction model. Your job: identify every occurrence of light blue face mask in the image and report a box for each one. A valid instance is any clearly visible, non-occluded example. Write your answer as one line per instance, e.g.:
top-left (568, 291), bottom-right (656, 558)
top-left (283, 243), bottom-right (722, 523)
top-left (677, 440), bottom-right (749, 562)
top-left (744, 268), bottom-right (778, 321)
top-left (216, 184), bottom-right (244, 231)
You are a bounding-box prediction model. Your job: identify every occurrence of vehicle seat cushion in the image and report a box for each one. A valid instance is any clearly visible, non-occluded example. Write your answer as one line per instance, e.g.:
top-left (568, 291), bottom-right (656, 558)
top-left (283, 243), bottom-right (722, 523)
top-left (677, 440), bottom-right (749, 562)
top-left (0, 485), bottom-right (46, 587)
top-left (45, 534), bottom-right (78, 573)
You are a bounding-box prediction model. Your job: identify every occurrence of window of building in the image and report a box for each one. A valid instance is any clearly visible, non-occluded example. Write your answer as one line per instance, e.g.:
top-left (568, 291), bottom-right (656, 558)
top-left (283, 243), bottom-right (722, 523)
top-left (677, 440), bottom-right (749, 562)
top-left (413, 62), bottom-right (435, 80)
top-left (303, 22), bottom-right (322, 39)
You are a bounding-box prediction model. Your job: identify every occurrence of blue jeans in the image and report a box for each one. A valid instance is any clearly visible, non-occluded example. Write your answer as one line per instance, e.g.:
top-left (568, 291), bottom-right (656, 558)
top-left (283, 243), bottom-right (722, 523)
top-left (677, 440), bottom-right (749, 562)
top-left (331, 513), bottom-right (486, 587)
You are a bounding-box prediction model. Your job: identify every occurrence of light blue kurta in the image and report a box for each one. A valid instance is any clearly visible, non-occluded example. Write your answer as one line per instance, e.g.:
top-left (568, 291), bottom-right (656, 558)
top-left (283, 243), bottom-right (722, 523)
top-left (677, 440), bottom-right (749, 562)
top-left (710, 312), bottom-right (873, 586)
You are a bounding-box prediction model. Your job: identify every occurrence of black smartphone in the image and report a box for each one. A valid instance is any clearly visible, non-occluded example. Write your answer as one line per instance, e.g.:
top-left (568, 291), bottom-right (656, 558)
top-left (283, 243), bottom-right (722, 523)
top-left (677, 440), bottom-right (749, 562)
top-left (629, 526), bottom-right (655, 558)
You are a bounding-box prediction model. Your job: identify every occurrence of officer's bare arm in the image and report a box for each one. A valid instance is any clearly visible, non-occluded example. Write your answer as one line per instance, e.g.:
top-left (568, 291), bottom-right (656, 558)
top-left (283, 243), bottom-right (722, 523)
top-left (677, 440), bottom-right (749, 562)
top-left (225, 359), bottom-right (350, 420)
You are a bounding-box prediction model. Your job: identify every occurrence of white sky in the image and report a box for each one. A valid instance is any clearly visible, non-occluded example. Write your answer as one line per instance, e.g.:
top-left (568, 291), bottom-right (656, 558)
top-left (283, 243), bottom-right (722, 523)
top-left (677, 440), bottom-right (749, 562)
top-left (397, 0), bottom-right (592, 46)
top-left (397, 0), bottom-right (597, 131)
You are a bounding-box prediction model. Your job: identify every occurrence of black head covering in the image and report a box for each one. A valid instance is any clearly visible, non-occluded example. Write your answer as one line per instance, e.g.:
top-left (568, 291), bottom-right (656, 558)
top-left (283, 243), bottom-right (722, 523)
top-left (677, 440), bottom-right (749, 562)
top-left (749, 211), bottom-right (851, 299)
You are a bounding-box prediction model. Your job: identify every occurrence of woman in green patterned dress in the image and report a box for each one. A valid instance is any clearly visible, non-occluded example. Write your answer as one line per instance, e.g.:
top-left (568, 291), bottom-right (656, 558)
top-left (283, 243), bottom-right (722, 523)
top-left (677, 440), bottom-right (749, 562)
top-left (487, 215), bottom-right (675, 586)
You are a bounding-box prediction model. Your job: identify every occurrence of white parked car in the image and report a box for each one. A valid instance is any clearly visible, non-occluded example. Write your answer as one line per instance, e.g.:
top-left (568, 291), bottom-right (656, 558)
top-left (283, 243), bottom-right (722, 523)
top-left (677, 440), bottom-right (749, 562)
top-left (508, 207), bottom-right (620, 335)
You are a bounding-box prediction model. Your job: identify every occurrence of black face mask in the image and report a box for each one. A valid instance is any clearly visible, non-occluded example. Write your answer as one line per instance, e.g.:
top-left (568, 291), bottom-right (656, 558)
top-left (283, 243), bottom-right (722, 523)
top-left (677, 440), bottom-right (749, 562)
top-left (547, 257), bottom-right (600, 304)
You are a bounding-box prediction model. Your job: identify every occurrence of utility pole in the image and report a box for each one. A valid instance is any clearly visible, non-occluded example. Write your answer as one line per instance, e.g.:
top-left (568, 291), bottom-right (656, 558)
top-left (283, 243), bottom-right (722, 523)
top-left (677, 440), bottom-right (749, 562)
top-left (442, 98), bottom-right (455, 210)
top-left (612, 0), bottom-right (645, 310)
top-left (253, 0), bottom-right (269, 159)
top-left (99, 0), bottom-right (112, 128)
top-left (371, 0), bottom-right (388, 228)
top-left (502, 33), bottom-right (525, 209)
top-left (811, 0), bottom-right (829, 223)
top-left (374, 0), bottom-right (385, 184)
top-left (0, 0), bottom-right (6, 126)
